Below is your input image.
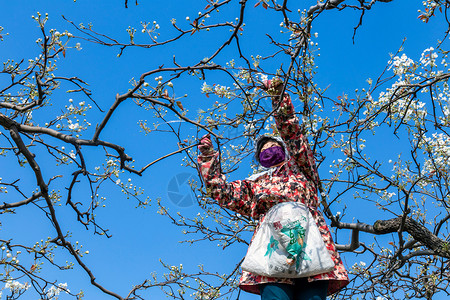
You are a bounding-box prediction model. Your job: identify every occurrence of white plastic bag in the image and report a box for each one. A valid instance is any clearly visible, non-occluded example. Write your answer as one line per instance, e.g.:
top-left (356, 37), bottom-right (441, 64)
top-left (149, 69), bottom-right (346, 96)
top-left (241, 202), bottom-right (335, 278)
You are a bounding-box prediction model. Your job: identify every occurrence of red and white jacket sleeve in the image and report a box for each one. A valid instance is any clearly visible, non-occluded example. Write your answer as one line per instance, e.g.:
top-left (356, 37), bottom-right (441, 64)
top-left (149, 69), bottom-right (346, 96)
top-left (272, 93), bottom-right (320, 189)
top-left (197, 151), bottom-right (256, 217)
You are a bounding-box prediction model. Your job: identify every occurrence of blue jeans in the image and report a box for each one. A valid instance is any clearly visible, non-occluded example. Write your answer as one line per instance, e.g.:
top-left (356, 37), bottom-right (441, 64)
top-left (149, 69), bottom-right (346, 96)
top-left (260, 279), bottom-right (328, 300)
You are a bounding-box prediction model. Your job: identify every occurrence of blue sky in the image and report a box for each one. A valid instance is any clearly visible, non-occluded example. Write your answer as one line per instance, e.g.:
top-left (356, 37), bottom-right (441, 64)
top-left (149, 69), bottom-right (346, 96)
top-left (1, 1), bottom-right (448, 299)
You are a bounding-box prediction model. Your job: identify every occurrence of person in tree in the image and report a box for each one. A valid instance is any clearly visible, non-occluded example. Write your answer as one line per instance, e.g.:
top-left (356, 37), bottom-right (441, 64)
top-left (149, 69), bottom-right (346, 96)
top-left (197, 79), bottom-right (349, 300)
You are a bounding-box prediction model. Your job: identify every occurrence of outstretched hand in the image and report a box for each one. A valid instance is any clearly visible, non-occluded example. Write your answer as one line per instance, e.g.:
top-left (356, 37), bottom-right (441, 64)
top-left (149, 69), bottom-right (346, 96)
top-left (263, 78), bottom-right (284, 96)
top-left (198, 134), bottom-right (214, 155)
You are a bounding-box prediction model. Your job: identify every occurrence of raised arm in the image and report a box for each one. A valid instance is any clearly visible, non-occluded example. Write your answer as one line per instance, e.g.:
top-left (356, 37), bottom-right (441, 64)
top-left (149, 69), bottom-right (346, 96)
top-left (265, 79), bottom-right (319, 185)
top-left (197, 134), bottom-right (257, 217)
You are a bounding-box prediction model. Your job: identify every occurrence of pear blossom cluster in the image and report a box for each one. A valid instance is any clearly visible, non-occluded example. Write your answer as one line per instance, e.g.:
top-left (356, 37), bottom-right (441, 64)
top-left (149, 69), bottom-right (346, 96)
top-left (48, 26), bottom-right (77, 54)
top-left (141, 20), bottom-right (160, 41)
top-left (420, 47), bottom-right (438, 68)
top-left (420, 132), bottom-right (450, 175)
top-left (52, 30), bottom-right (74, 38)
top-left (3, 280), bottom-right (30, 294)
top-left (362, 47), bottom-right (446, 125)
top-left (251, 54), bottom-right (262, 68)
top-left (388, 53), bottom-right (414, 76)
top-left (56, 146), bottom-right (76, 164)
top-left (116, 177), bottom-right (146, 200)
top-left (53, 98), bottom-right (92, 135)
top-left (135, 75), bottom-right (173, 100)
top-left (106, 158), bottom-right (122, 178)
top-left (200, 82), bottom-right (233, 99)
top-left (349, 261), bottom-right (368, 274)
top-left (418, 0), bottom-right (440, 22)
top-left (381, 190), bottom-right (397, 201)
top-left (0, 26), bottom-right (6, 41)
top-left (126, 26), bottom-right (137, 43)
top-left (257, 72), bottom-right (268, 83)
top-left (45, 282), bottom-right (70, 299)
top-left (243, 121), bottom-right (256, 135)
top-left (437, 93), bottom-right (450, 126)
top-left (301, 101), bottom-right (325, 133)
top-left (1, 246), bottom-right (22, 268)
top-left (371, 80), bottom-right (428, 123)
top-left (31, 12), bottom-right (49, 27)
top-left (0, 177), bottom-right (7, 193)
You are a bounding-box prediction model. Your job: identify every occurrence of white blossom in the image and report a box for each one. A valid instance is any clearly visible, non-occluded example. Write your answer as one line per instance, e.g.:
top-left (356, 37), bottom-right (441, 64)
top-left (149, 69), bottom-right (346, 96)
top-left (68, 123), bottom-right (80, 131)
top-left (389, 53), bottom-right (414, 75)
top-left (201, 82), bottom-right (212, 93)
top-left (46, 282), bottom-right (70, 299)
top-left (5, 280), bottom-right (30, 293)
top-left (420, 47), bottom-right (438, 68)
top-left (106, 159), bottom-right (116, 167)
top-left (421, 133), bottom-right (450, 175)
top-left (258, 73), bottom-right (268, 83)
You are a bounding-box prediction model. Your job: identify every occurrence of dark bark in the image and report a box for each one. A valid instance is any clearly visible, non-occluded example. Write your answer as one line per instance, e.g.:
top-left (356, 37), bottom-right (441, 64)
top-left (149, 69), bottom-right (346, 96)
top-left (373, 216), bottom-right (450, 258)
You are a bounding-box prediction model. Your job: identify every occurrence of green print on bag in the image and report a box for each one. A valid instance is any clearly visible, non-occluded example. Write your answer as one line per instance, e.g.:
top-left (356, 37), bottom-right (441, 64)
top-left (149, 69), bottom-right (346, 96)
top-left (265, 235), bottom-right (279, 258)
top-left (280, 220), bottom-right (311, 270)
top-left (241, 202), bottom-right (337, 279)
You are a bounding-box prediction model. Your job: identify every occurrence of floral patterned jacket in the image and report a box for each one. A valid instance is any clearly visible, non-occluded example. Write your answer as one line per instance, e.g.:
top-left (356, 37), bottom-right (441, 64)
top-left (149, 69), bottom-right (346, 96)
top-left (197, 93), bottom-right (349, 296)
